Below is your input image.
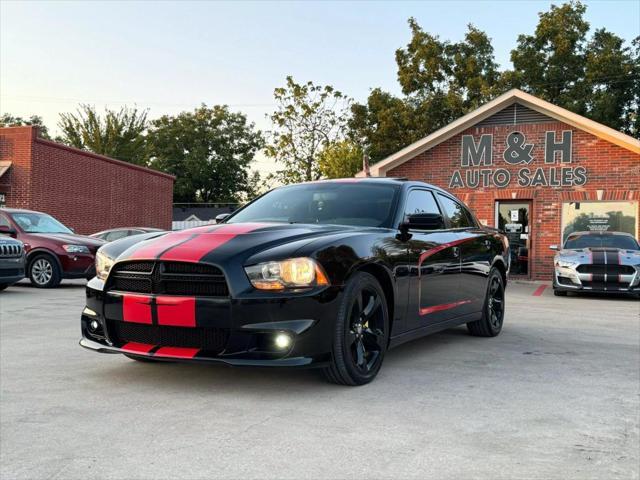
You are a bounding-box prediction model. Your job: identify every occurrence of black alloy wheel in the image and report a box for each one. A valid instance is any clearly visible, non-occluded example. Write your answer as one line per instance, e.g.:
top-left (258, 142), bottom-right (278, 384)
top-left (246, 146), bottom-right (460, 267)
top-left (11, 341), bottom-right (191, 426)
top-left (467, 267), bottom-right (505, 337)
top-left (324, 272), bottom-right (389, 386)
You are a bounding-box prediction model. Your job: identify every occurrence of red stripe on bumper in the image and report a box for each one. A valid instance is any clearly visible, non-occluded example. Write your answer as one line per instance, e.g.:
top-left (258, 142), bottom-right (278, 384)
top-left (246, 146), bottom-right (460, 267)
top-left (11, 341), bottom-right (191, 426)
top-left (156, 296), bottom-right (196, 327)
top-left (154, 346), bottom-right (199, 358)
top-left (419, 300), bottom-right (471, 316)
top-left (121, 342), bottom-right (155, 354)
top-left (159, 223), bottom-right (268, 262)
top-left (122, 295), bottom-right (153, 324)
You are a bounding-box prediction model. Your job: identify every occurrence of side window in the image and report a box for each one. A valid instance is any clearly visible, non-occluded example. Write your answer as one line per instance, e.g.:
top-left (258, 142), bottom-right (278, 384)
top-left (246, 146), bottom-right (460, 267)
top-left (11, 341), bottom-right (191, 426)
top-left (105, 230), bottom-right (129, 242)
top-left (403, 190), bottom-right (441, 218)
top-left (0, 214), bottom-right (10, 228)
top-left (437, 194), bottom-right (473, 229)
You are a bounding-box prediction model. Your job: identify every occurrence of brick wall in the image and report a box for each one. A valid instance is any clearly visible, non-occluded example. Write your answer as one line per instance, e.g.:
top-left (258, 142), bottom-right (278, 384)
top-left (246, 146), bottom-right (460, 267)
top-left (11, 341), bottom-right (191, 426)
top-left (387, 121), bottom-right (640, 280)
top-left (0, 126), bottom-right (175, 234)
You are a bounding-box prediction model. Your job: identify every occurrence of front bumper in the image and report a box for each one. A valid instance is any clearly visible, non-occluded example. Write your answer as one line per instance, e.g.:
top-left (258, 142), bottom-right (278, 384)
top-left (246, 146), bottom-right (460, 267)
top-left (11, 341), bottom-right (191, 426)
top-left (0, 256), bottom-right (26, 285)
top-left (554, 264), bottom-right (640, 294)
top-left (80, 278), bottom-right (339, 368)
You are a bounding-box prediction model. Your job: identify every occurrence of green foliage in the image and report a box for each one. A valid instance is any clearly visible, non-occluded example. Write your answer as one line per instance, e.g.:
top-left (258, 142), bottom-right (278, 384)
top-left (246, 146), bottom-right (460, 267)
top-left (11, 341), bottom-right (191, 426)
top-left (318, 140), bottom-right (364, 179)
top-left (57, 105), bottom-right (148, 164)
top-left (0, 113), bottom-right (51, 139)
top-left (351, 1), bottom-right (640, 164)
top-left (266, 76), bottom-right (351, 183)
top-left (146, 105), bottom-right (264, 203)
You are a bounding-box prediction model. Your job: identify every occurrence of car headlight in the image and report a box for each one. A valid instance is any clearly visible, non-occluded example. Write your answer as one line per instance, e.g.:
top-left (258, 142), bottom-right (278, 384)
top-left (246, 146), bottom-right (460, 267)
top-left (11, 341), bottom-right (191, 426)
top-left (555, 259), bottom-right (578, 268)
top-left (244, 257), bottom-right (329, 290)
top-left (95, 250), bottom-right (115, 281)
top-left (63, 244), bottom-right (90, 254)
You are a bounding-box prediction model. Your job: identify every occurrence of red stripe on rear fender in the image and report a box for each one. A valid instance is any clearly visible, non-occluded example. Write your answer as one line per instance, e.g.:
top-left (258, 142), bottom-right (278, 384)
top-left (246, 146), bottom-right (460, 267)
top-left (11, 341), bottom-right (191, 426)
top-left (121, 342), bottom-right (155, 354)
top-left (122, 295), bottom-right (153, 324)
top-left (156, 296), bottom-right (196, 327)
top-left (154, 346), bottom-right (200, 358)
top-left (159, 223), bottom-right (269, 262)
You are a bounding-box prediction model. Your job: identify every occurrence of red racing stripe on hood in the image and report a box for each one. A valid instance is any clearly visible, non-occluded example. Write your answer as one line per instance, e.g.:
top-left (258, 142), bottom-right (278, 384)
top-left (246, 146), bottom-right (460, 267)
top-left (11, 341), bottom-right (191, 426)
top-left (126, 231), bottom-right (196, 260)
top-left (159, 223), bottom-right (269, 262)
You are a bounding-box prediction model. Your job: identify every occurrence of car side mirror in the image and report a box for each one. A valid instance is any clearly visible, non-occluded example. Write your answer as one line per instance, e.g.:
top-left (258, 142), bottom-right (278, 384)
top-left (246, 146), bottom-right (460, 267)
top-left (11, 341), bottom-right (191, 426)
top-left (549, 244), bottom-right (559, 251)
top-left (0, 225), bottom-right (17, 237)
top-left (215, 213), bottom-right (230, 224)
top-left (401, 213), bottom-right (445, 231)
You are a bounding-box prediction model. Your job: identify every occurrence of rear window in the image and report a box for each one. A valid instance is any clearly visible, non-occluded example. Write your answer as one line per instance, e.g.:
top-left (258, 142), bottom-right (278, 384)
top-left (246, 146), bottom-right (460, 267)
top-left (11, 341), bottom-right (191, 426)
top-left (564, 234), bottom-right (639, 250)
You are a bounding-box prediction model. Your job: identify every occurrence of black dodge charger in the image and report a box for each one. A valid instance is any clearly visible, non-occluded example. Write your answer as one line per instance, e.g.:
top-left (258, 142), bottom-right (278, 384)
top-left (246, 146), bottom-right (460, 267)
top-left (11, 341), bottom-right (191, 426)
top-left (81, 178), bottom-right (510, 385)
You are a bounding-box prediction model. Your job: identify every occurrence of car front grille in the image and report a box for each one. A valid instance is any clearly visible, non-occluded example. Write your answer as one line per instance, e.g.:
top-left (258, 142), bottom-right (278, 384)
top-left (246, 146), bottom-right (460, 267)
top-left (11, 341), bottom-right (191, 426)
top-left (108, 261), bottom-right (229, 297)
top-left (577, 264), bottom-right (635, 275)
top-left (107, 320), bottom-right (229, 353)
top-left (0, 244), bottom-right (22, 257)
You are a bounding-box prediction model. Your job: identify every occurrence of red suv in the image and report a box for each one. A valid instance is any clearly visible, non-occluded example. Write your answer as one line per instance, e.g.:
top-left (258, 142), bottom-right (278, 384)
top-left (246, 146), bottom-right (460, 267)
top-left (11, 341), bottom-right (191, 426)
top-left (0, 208), bottom-right (105, 288)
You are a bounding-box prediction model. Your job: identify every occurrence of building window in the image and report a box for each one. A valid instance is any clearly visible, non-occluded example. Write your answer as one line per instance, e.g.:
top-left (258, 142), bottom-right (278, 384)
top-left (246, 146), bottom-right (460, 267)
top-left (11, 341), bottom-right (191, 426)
top-left (561, 201), bottom-right (638, 242)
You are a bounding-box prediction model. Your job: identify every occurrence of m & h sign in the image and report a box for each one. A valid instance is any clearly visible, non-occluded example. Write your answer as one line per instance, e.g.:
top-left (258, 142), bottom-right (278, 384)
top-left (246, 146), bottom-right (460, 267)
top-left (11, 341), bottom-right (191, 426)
top-left (449, 130), bottom-right (587, 189)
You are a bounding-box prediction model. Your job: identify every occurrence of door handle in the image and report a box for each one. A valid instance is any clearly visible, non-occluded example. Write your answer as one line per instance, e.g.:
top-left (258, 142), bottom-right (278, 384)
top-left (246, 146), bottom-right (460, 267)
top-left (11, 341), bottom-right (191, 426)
top-left (452, 246), bottom-right (460, 258)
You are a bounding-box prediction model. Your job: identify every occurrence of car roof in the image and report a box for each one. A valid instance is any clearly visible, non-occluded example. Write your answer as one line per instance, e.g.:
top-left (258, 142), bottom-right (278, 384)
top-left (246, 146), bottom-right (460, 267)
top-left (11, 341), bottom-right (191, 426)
top-left (567, 231), bottom-right (636, 237)
top-left (0, 207), bottom-right (46, 215)
top-left (293, 177), bottom-right (449, 194)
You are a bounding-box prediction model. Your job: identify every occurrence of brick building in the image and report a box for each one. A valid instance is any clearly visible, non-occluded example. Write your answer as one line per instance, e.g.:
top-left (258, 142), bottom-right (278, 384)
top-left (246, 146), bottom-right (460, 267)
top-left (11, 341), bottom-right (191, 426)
top-left (362, 89), bottom-right (640, 280)
top-left (0, 126), bottom-right (174, 234)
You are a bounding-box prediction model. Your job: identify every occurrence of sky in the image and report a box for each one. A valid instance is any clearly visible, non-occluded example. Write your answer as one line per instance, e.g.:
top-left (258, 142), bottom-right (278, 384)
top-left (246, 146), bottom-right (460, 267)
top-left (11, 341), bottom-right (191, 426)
top-left (1, 0), bottom-right (638, 174)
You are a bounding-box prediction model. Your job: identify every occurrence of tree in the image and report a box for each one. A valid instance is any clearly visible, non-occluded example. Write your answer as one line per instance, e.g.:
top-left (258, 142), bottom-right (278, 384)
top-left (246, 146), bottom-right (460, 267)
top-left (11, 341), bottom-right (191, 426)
top-left (266, 76), bottom-right (351, 183)
top-left (0, 114), bottom-right (51, 139)
top-left (318, 140), bottom-right (364, 179)
top-left (147, 105), bottom-right (264, 203)
top-left (57, 104), bottom-right (148, 164)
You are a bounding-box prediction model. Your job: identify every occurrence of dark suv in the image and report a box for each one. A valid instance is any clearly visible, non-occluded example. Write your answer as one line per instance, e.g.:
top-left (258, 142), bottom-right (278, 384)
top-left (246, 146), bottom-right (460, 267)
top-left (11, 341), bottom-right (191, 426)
top-left (0, 208), bottom-right (105, 288)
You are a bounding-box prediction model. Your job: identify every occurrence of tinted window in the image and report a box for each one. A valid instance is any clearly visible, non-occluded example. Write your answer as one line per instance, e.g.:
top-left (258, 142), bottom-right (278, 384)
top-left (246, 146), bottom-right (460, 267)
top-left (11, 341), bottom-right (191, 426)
top-left (564, 234), bottom-right (639, 250)
top-left (0, 214), bottom-right (10, 228)
top-left (105, 230), bottom-right (129, 241)
top-left (228, 183), bottom-right (399, 228)
top-left (403, 190), bottom-right (441, 217)
top-left (437, 194), bottom-right (473, 228)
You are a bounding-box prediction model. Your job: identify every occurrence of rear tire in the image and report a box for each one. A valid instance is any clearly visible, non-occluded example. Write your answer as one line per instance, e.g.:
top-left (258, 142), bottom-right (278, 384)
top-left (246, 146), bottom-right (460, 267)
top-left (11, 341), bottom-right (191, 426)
top-left (0, 284), bottom-right (8, 291)
top-left (322, 272), bottom-right (389, 386)
top-left (28, 254), bottom-right (61, 288)
top-left (467, 267), bottom-right (505, 337)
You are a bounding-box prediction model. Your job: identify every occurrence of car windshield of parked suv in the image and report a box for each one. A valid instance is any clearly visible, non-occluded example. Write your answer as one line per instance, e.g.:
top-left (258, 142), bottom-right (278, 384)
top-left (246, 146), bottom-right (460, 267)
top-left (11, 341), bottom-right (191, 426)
top-left (227, 183), bottom-right (400, 228)
top-left (564, 233), bottom-right (640, 250)
top-left (11, 212), bottom-right (73, 234)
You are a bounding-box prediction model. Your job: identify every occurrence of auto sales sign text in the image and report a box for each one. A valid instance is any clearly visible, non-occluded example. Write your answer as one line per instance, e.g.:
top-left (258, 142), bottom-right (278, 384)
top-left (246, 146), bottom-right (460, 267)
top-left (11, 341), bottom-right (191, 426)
top-left (449, 130), bottom-right (587, 189)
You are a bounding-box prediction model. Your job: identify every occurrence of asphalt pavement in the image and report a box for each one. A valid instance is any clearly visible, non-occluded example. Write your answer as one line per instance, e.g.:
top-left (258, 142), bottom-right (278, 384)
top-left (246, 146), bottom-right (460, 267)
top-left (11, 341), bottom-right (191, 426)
top-left (0, 279), bottom-right (638, 479)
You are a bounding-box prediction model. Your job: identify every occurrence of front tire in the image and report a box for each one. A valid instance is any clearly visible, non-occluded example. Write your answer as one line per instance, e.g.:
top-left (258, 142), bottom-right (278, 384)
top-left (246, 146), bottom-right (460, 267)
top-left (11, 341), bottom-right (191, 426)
top-left (0, 284), bottom-right (8, 291)
top-left (28, 254), bottom-right (61, 288)
top-left (323, 272), bottom-right (389, 386)
top-left (467, 268), bottom-right (505, 337)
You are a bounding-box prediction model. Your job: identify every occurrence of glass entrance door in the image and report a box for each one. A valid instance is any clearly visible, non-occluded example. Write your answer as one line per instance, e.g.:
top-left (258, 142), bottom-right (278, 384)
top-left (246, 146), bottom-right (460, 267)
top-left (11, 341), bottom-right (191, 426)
top-left (496, 201), bottom-right (531, 277)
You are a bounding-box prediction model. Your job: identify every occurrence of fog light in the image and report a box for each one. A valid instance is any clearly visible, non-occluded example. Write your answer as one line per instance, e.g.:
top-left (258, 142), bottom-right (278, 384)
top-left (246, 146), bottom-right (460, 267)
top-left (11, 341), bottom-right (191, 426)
top-left (274, 333), bottom-right (292, 349)
top-left (89, 320), bottom-right (99, 331)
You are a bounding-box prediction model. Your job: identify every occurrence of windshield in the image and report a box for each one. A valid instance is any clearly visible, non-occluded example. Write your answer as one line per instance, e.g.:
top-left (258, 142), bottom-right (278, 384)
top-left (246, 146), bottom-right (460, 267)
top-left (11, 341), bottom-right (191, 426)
top-left (564, 234), bottom-right (639, 250)
top-left (227, 183), bottom-right (400, 228)
top-left (11, 212), bottom-right (73, 234)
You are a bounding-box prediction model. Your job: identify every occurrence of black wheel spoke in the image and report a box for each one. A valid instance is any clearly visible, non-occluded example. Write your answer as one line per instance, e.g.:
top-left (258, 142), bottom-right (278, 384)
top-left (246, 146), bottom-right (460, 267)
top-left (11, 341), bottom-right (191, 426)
top-left (364, 327), bottom-right (384, 350)
top-left (346, 329), bottom-right (357, 347)
top-left (355, 339), bottom-right (366, 368)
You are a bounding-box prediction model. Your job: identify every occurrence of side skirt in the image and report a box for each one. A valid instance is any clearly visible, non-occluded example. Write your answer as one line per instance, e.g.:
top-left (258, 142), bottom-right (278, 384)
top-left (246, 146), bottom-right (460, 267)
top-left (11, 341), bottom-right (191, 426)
top-left (387, 312), bottom-right (481, 350)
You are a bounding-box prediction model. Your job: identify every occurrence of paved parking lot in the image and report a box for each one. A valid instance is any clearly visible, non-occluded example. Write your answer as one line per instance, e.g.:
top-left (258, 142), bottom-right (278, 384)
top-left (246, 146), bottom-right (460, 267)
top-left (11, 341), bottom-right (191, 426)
top-left (0, 279), bottom-right (638, 479)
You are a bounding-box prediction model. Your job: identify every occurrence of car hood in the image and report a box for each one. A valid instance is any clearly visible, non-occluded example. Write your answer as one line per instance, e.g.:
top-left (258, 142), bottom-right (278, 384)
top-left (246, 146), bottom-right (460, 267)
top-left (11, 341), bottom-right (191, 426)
top-left (117, 222), bottom-right (368, 264)
top-left (30, 233), bottom-right (106, 248)
top-left (557, 247), bottom-right (640, 264)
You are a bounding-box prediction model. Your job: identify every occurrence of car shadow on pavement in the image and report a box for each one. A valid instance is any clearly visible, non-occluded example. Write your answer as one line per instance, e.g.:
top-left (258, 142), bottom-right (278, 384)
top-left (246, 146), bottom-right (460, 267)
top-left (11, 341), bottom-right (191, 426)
top-left (92, 327), bottom-right (473, 392)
